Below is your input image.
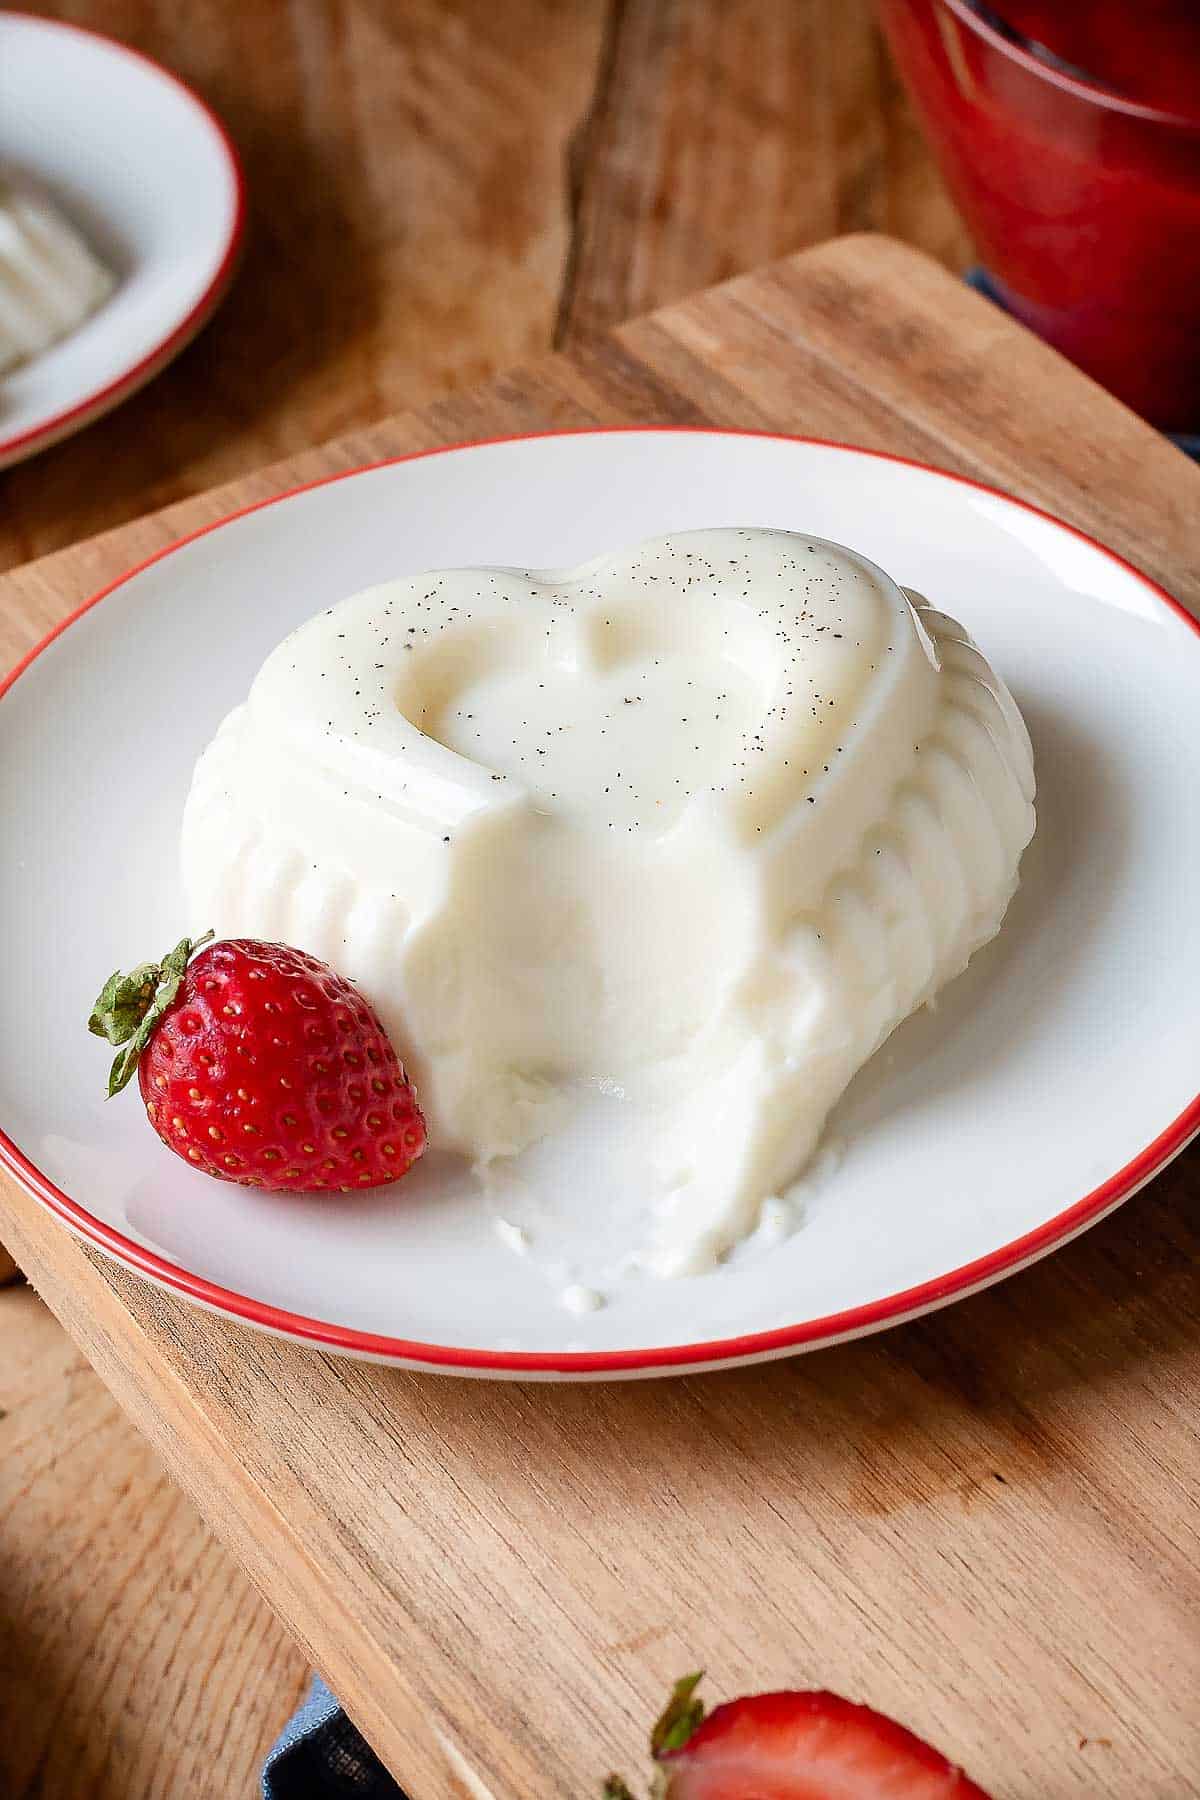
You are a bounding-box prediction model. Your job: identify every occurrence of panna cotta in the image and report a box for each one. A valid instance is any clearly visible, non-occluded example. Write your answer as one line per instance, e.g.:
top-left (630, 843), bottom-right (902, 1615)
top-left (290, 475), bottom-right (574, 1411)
top-left (181, 529), bottom-right (1035, 1275)
top-left (0, 177), bottom-right (114, 375)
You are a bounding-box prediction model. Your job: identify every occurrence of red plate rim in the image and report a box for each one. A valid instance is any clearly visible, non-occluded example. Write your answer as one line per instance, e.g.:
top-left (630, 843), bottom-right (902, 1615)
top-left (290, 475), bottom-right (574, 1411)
top-left (0, 12), bottom-right (247, 467)
top-left (3, 424), bottom-right (1199, 1374)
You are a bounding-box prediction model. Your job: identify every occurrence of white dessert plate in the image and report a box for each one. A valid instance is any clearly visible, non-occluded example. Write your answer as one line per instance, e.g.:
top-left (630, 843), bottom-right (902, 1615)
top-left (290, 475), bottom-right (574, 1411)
top-left (3, 428), bottom-right (1199, 1378)
top-left (0, 12), bottom-right (244, 469)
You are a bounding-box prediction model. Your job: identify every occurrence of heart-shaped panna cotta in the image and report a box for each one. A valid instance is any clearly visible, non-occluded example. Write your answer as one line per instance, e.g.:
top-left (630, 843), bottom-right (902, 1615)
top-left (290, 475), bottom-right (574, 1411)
top-left (182, 528), bottom-right (1034, 1277)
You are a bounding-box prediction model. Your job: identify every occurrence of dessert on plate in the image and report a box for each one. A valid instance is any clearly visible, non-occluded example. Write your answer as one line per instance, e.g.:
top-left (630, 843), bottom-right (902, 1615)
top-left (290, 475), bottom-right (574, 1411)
top-left (0, 174), bottom-right (114, 374)
top-left (181, 527), bottom-right (1035, 1276)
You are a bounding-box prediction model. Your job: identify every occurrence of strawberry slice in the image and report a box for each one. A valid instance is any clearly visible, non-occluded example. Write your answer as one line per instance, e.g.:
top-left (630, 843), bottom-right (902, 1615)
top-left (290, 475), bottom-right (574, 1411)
top-left (607, 1677), bottom-right (991, 1799)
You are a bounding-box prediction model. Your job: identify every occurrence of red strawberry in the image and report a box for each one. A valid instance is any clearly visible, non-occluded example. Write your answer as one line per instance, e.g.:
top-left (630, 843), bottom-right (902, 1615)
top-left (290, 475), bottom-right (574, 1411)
top-left (606, 1675), bottom-right (991, 1799)
top-left (89, 932), bottom-right (425, 1193)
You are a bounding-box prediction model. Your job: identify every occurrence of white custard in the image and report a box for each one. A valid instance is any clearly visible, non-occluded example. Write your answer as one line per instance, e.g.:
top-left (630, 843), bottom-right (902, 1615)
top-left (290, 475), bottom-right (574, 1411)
top-left (0, 178), bottom-right (114, 375)
top-left (182, 529), bottom-right (1035, 1275)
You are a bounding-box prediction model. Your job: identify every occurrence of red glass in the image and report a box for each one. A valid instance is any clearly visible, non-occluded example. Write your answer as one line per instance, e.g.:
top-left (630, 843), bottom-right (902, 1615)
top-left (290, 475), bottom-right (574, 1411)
top-left (877, 0), bottom-right (1200, 429)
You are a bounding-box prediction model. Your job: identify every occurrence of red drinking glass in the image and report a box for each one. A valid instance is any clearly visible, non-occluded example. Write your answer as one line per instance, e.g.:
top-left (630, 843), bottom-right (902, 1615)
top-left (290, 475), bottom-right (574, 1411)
top-left (877, 0), bottom-right (1200, 430)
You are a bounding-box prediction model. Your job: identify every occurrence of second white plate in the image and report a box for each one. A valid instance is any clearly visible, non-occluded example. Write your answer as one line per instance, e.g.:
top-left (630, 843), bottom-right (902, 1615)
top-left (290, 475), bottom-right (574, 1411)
top-left (0, 12), bottom-right (244, 467)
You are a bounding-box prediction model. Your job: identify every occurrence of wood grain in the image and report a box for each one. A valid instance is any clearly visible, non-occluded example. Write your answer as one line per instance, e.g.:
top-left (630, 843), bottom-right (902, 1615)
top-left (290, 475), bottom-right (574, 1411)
top-left (0, 0), bottom-right (965, 573)
top-left (0, 0), bottom-right (607, 571)
top-left (556, 0), bottom-right (970, 344)
top-left (0, 1284), bottom-right (309, 1798)
top-left (1, 235), bottom-right (1198, 1798)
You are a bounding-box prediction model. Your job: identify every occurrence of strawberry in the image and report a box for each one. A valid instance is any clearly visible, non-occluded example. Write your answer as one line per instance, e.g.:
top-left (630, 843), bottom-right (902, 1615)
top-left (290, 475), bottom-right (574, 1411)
top-left (89, 933), bottom-right (426, 1193)
top-left (606, 1674), bottom-right (991, 1799)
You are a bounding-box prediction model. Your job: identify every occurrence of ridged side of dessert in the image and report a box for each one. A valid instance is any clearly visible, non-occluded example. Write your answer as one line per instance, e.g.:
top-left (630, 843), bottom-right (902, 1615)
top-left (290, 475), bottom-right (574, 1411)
top-left (0, 179), bottom-right (114, 374)
top-left (647, 596), bottom-right (1034, 1274)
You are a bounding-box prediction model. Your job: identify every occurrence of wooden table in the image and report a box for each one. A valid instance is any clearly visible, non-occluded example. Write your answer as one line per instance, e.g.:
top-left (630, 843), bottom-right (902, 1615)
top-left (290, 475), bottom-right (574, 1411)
top-left (1, 0), bottom-right (969, 574)
top-left (3, 236), bottom-right (1199, 1798)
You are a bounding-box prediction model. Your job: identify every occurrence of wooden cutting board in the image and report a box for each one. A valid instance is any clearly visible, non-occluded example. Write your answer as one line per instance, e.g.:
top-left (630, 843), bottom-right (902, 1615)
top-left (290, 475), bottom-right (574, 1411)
top-left (2, 235), bottom-right (1199, 1799)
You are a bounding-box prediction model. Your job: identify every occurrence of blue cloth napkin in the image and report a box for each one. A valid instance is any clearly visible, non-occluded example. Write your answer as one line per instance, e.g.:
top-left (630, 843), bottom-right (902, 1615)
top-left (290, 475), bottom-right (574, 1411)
top-left (262, 1675), bottom-right (406, 1798)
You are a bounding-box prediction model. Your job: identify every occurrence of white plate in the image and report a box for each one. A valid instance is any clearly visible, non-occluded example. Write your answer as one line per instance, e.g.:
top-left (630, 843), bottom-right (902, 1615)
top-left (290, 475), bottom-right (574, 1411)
top-left (0, 12), bottom-right (244, 468)
top-left (3, 429), bottom-right (1199, 1378)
